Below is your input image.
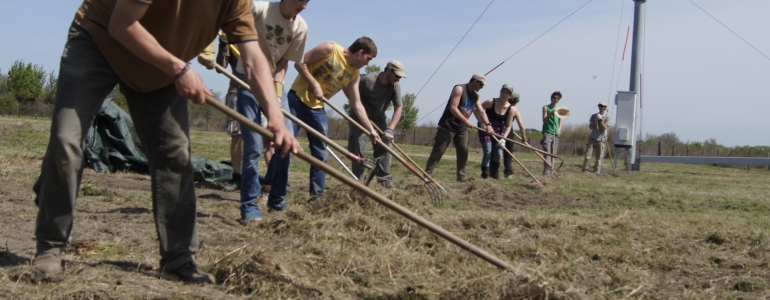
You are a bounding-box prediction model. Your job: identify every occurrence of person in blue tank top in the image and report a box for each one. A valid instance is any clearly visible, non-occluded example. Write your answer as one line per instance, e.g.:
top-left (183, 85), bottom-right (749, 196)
top-left (425, 73), bottom-right (493, 182)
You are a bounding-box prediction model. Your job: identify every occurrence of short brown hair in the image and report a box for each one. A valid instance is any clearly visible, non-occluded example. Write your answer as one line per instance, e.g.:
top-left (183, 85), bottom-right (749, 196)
top-left (349, 36), bottom-right (377, 56)
top-left (551, 91), bottom-right (562, 99)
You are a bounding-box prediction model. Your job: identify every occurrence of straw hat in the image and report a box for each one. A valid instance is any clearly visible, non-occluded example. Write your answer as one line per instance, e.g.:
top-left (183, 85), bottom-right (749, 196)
top-left (554, 106), bottom-right (570, 118)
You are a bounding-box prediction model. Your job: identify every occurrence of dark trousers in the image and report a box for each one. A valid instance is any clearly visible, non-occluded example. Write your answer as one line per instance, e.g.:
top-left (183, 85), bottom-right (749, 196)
top-left (425, 128), bottom-right (469, 182)
top-left (348, 116), bottom-right (392, 183)
top-left (503, 131), bottom-right (516, 176)
top-left (34, 24), bottom-right (198, 271)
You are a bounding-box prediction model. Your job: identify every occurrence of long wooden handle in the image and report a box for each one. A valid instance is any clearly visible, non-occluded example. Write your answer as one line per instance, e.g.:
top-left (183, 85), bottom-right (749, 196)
top-left (203, 94), bottom-right (523, 275)
top-left (489, 135), bottom-right (541, 185)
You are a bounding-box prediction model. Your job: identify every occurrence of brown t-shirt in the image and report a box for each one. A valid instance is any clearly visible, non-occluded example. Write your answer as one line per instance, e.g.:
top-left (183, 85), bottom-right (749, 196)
top-left (74, 0), bottom-right (258, 93)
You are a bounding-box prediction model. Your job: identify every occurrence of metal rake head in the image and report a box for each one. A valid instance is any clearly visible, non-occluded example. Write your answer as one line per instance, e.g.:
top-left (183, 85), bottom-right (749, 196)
top-left (424, 182), bottom-right (444, 208)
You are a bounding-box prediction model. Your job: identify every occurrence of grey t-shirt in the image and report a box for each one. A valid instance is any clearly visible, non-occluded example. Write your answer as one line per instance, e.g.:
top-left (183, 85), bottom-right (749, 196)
top-left (358, 71), bottom-right (402, 119)
top-left (589, 113), bottom-right (608, 142)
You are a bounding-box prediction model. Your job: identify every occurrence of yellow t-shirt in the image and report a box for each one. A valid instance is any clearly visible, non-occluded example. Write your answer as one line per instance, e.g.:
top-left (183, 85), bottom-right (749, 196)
top-left (291, 42), bottom-right (359, 109)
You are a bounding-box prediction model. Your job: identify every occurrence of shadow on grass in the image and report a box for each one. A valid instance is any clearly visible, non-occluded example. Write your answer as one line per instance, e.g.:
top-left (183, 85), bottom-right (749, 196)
top-left (0, 249), bottom-right (30, 267)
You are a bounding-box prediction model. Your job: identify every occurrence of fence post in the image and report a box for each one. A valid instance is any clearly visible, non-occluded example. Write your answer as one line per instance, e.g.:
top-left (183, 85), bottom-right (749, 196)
top-left (658, 141), bottom-right (661, 156)
top-left (671, 144), bottom-right (675, 156)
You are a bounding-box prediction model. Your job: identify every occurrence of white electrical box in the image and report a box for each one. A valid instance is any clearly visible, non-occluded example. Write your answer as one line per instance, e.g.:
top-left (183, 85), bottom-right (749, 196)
top-left (613, 91), bottom-right (637, 147)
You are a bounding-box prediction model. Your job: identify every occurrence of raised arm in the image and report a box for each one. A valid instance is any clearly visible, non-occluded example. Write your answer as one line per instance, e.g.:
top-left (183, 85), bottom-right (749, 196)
top-left (294, 42), bottom-right (334, 100)
top-left (108, 0), bottom-right (209, 103)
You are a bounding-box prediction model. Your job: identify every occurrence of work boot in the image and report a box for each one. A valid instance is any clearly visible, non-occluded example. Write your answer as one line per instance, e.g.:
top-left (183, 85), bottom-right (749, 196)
top-left (33, 252), bottom-right (62, 276)
top-left (167, 262), bottom-right (215, 284)
top-left (223, 173), bottom-right (241, 192)
top-left (480, 166), bottom-right (489, 179)
top-left (489, 162), bottom-right (501, 180)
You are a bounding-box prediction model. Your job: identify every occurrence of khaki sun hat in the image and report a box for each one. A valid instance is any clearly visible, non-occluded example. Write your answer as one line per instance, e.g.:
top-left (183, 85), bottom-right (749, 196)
top-left (472, 73), bottom-right (487, 86)
top-left (598, 101), bottom-right (608, 107)
top-left (555, 106), bottom-right (570, 118)
top-left (387, 60), bottom-right (405, 78)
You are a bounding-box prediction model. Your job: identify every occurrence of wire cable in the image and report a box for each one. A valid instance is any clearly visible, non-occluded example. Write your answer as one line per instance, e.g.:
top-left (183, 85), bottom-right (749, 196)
top-left (607, 0), bottom-right (628, 105)
top-left (487, 0), bottom-right (595, 75)
top-left (410, 0), bottom-right (496, 126)
top-left (416, 0), bottom-right (594, 124)
top-left (412, 0), bottom-right (496, 101)
top-left (687, 0), bottom-right (770, 62)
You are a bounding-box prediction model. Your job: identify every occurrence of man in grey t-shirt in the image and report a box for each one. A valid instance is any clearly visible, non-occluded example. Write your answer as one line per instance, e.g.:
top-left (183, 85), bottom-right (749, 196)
top-left (582, 102), bottom-right (609, 174)
top-left (348, 60), bottom-right (406, 186)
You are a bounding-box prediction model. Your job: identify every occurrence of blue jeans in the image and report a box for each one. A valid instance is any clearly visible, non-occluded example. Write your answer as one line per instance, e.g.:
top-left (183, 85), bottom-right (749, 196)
top-left (34, 23), bottom-right (198, 271)
top-left (269, 91), bottom-right (327, 200)
top-left (480, 141), bottom-right (503, 167)
top-left (235, 72), bottom-right (263, 216)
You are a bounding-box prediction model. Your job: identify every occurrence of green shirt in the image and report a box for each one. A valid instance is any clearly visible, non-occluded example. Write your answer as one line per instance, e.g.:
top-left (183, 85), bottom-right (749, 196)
top-left (542, 105), bottom-right (560, 136)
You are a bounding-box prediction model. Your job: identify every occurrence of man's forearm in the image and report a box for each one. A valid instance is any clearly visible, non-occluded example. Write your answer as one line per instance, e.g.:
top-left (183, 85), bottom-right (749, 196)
top-left (388, 106), bottom-right (403, 129)
top-left (294, 62), bottom-right (319, 93)
top-left (108, 5), bottom-right (184, 77)
top-left (273, 59), bottom-right (289, 83)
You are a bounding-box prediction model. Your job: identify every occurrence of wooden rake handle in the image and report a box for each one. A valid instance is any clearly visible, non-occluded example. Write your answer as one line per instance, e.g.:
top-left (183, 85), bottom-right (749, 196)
top-left (203, 94), bottom-right (523, 276)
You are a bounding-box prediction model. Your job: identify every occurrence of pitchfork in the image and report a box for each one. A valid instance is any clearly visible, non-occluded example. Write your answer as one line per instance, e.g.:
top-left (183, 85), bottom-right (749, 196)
top-left (318, 97), bottom-right (446, 207)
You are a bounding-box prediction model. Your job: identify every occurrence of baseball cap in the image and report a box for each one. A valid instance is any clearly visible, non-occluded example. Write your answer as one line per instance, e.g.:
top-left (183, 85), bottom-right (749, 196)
top-left (598, 101), bottom-right (608, 107)
top-left (502, 84), bottom-right (513, 95)
top-left (512, 92), bottom-right (521, 100)
top-left (387, 60), bottom-right (406, 78)
top-left (472, 73), bottom-right (487, 86)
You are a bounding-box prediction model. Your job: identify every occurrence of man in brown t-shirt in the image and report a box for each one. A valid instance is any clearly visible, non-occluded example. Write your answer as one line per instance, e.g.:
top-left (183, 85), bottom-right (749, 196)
top-left (32, 0), bottom-right (299, 284)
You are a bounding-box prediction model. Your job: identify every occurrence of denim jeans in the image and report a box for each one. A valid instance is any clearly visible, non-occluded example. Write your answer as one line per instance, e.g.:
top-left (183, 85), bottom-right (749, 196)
top-left (235, 72), bottom-right (263, 216)
top-left (268, 91), bottom-right (327, 202)
top-left (33, 23), bottom-right (198, 271)
top-left (503, 131), bottom-right (516, 176)
top-left (480, 140), bottom-right (503, 167)
top-left (541, 133), bottom-right (559, 175)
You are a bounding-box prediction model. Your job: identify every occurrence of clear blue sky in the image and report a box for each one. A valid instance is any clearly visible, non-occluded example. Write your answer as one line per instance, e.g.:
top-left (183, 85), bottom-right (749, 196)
top-left (1, 0), bottom-right (768, 147)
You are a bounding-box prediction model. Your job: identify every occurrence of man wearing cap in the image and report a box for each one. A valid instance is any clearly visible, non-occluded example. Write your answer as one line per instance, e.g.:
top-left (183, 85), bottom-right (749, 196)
top-left (31, 0), bottom-right (299, 283)
top-left (582, 102), bottom-right (609, 174)
top-left (425, 74), bottom-right (493, 182)
top-left (265, 36), bottom-right (380, 206)
top-left (348, 60), bottom-right (406, 187)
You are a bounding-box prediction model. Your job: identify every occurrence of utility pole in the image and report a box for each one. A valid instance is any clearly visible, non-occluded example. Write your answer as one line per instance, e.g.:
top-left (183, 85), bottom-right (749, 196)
top-left (628, 0), bottom-right (646, 170)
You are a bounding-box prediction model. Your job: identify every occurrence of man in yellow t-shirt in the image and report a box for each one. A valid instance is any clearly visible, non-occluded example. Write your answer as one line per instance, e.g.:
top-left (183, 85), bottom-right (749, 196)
top-left (268, 37), bottom-right (380, 205)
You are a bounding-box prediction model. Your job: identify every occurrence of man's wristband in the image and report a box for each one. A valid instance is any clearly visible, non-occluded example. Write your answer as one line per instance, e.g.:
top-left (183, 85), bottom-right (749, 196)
top-left (173, 62), bottom-right (191, 81)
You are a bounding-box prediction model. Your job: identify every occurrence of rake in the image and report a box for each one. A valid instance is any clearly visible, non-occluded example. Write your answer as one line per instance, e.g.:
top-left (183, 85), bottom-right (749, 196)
top-left (474, 126), bottom-right (564, 175)
top-left (201, 93), bottom-right (525, 277)
top-left (318, 97), bottom-right (446, 207)
top-left (213, 64), bottom-right (374, 173)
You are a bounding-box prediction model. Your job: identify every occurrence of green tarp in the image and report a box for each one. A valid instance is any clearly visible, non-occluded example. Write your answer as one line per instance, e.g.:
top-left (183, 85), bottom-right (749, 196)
top-left (84, 100), bottom-right (233, 183)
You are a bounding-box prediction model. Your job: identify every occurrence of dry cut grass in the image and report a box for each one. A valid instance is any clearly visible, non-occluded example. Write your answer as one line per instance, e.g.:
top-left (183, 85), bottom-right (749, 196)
top-left (1, 116), bottom-right (770, 299)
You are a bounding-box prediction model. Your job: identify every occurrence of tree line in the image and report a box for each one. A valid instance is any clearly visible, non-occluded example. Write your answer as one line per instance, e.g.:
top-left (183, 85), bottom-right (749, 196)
top-left (2, 60), bottom-right (767, 161)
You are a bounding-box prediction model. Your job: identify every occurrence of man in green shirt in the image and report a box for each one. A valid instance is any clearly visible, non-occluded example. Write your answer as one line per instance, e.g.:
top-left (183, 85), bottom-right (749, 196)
top-left (541, 91), bottom-right (562, 176)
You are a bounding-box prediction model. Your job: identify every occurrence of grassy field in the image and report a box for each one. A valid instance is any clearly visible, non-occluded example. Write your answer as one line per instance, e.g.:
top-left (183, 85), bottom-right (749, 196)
top-left (1, 116), bottom-right (769, 299)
